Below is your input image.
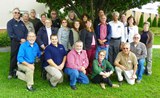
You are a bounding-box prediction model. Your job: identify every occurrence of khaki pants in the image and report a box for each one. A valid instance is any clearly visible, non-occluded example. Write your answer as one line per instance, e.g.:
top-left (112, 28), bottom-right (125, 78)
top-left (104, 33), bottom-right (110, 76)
top-left (115, 67), bottom-right (135, 85)
top-left (17, 63), bottom-right (34, 86)
top-left (45, 66), bottom-right (63, 86)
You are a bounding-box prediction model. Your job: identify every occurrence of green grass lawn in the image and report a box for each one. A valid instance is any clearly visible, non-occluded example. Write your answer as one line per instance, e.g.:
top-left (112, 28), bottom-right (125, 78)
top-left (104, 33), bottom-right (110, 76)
top-left (0, 49), bottom-right (160, 98)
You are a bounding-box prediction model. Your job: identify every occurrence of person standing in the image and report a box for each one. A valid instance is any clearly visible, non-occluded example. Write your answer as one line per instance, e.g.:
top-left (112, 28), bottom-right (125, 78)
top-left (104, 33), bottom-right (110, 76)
top-left (7, 8), bottom-right (28, 79)
top-left (95, 15), bottom-right (111, 60)
top-left (80, 19), bottom-right (97, 74)
top-left (29, 9), bottom-right (41, 34)
top-left (130, 34), bottom-right (147, 83)
top-left (50, 9), bottom-right (61, 28)
top-left (16, 32), bottom-right (41, 91)
top-left (58, 19), bottom-right (70, 51)
top-left (140, 22), bottom-right (153, 75)
top-left (124, 16), bottom-right (138, 43)
top-left (22, 12), bottom-right (35, 33)
top-left (43, 34), bottom-right (66, 87)
top-left (108, 11), bottom-right (125, 66)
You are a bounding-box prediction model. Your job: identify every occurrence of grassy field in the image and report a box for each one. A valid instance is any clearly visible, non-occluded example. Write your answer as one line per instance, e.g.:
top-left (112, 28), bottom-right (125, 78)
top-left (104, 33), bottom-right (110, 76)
top-left (0, 49), bottom-right (160, 98)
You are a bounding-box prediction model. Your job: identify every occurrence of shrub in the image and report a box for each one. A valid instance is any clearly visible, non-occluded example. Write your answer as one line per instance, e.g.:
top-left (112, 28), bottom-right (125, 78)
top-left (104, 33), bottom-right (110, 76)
top-left (0, 32), bottom-right (10, 47)
top-left (147, 17), bottom-right (152, 27)
top-left (158, 18), bottom-right (160, 27)
top-left (138, 14), bottom-right (144, 28)
top-left (152, 16), bottom-right (157, 27)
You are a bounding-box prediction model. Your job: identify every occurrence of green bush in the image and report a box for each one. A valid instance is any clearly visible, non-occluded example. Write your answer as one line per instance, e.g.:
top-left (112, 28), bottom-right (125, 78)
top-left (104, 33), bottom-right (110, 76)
top-left (147, 17), bottom-right (152, 27)
top-left (138, 14), bottom-right (144, 28)
top-left (0, 32), bottom-right (10, 47)
top-left (152, 17), bottom-right (157, 27)
top-left (158, 18), bottom-right (160, 27)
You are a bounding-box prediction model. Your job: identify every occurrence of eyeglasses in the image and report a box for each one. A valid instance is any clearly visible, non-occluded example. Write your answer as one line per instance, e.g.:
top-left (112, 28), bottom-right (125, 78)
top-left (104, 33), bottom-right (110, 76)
top-left (14, 12), bottom-right (20, 14)
top-left (123, 48), bottom-right (129, 50)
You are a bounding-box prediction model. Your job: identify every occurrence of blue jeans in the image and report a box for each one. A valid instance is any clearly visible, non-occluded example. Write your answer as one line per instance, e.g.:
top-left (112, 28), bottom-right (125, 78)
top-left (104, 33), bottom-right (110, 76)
top-left (95, 46), bottom-right (109, 59)
top-left (136, 58), bottom-right (145, 80)
top-left (64, 68), bottom-right (89, 86)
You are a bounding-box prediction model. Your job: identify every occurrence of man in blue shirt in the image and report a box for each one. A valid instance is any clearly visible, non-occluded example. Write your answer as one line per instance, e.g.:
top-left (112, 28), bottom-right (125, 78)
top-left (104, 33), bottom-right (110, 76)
top-left (7, 8), bottom-right (28, 79)
top-left (44, 34), bottom-right (66, 87)
top-left (17, 32), bottom-right (41, 91)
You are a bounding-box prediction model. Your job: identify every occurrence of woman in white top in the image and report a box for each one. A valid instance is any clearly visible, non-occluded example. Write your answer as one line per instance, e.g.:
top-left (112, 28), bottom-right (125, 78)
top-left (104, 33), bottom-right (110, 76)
top-left (124, 16), bottom-right (138, 43)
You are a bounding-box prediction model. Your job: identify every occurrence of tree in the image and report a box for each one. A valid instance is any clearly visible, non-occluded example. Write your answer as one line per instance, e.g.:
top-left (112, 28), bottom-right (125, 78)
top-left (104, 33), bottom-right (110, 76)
top-left (147, 16), bottom-right (152, 27)
top-left (138, 14), bottom-right (144, 28)
top-left (152, 16), bottom-right (157, 27)
top-left (158, 18), bottom-right (160, 27)
top-left (36, 0), bottom-right (159, 20)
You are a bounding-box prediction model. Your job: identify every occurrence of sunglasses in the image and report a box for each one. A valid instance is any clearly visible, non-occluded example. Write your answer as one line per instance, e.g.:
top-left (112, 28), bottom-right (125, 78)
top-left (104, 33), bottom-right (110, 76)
top-left (14, 12), bottom-right (20, 14)
top-left (52, 13), bottom-right (56, 15)
top-left (133, 37), bottom-right (139, 39)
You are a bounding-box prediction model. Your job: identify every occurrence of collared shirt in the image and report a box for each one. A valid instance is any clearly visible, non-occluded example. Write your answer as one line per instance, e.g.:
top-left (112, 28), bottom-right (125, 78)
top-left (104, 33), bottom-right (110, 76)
top-left (66, 49), bottom-right (89, 71)
top-left (7, 18), bottom-right (28, 41)
top-left (100, 24), bottom-right (107, 40)
top-left (91, 59), bottom-right (114, 79)
top-left (124, 26), bottom-right (138, 43)
top-left (130, 42), bottom-right (147, 59)
top-left (115, 51), bottom-right (138, 70)
top-left (24, 21), bottom-right (35, 33)
top-left (46, 27), bottom-right (52, 45)
top-left (17, 41), bottom-right (41, 64)
top-left (44, 44), bottom-right (67, 67)
top-left (109, 21), bottom-right (124, 42)
top-left (58, 27), bottom-right (70, 51)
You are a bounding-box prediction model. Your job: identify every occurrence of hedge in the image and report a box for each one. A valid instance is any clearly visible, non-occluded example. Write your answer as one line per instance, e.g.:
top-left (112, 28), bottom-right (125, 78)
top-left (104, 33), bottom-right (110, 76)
top-left (0, 32), bottom-right (10, 47)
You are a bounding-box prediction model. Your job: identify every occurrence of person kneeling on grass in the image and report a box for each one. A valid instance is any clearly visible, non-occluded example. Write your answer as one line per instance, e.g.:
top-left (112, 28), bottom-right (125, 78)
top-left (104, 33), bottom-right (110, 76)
top-left (43, 34), bottom-right (67, 88)
top-left (16, 32), bottom-right (41, 91)
top-left (64, 40), bottom-right (89, 90)
top-left (114, 43), bottom-right (137, 85)
top-left (91, 50), bottom-right (119, 89)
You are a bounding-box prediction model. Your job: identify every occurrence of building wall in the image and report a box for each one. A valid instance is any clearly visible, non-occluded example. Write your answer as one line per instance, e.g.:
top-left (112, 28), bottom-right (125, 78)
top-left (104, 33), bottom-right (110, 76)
top-left (126, 9), bottom-right (159, 26)
top-left (0, 0), bottom-right (46, 29)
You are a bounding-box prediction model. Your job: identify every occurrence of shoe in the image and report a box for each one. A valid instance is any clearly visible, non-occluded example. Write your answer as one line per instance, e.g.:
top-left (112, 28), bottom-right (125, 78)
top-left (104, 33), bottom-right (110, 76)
top-left (26, 86), bottom-right (36, 91)
top-left (8, 75), bottom-right (12, 79)
top-left (48, 81), bottom-right (56, 88)
top-left (71, 85), bottom-right (77, 90)
top-left (112, 84), bottom-right (120, 88)
top-left (136, 80), bottom-right (141, 83)
top-left (100, 83), bottom-right (106, 89)
top-left (118, 81), bottom-right (123, 86)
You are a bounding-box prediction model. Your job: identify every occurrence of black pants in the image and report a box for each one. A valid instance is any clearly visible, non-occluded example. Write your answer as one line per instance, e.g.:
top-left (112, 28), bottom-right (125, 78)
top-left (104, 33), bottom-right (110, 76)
top-left (9, 40), bottom-right (20, 76)
top-left (91, 74), bottom-right (113, 87)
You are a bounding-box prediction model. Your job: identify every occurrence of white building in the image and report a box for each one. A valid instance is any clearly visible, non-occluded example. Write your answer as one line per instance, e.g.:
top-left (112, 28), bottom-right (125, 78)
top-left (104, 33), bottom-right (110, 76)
top-left (0, 0), bottom-right (46, 29)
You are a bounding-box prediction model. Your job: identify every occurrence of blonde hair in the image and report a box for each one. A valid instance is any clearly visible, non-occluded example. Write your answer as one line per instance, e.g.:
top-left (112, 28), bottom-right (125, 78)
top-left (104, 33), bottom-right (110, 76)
top-left (98, 50), bottom-right (106, 56)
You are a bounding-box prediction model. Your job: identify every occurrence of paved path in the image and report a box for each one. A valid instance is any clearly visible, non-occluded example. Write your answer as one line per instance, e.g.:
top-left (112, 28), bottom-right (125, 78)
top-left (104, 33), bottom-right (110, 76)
top-left (0, 45), bottom-right (160, 52)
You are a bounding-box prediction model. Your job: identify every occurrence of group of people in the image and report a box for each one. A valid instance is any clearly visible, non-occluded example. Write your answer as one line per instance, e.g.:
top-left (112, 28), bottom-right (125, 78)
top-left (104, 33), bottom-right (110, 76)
top-left (7, 7), bottom-right (153, 91)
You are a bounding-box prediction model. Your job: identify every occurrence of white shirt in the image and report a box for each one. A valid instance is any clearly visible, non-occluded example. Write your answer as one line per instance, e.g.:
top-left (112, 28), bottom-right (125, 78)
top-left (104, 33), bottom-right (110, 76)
top-left (124, 25), bottom-right (138, 43)
top-left (109, 21), bottom-right (124, 42)
top-left (46, 27), bottom-right (52, 45)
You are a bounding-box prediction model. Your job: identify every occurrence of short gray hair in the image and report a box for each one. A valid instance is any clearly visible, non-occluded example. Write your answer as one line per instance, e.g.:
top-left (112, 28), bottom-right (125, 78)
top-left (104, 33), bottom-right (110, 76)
top-left (112, 11), bottom-right (119, 17)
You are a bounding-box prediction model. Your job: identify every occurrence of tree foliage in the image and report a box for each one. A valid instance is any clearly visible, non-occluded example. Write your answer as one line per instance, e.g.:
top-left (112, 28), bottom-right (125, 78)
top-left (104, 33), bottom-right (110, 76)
top-left (152, 16), bottom-right (157, 27)
top-left (147, 16), bottom-right (152, 27)
top-left (36, 0), bottom-right (159, 20)
top-left (138, 13), bottom-right (144, 27)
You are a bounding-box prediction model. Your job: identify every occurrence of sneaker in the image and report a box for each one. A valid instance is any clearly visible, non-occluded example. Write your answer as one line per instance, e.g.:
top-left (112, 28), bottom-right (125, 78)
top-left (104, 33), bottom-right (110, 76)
top-left (112, 84), bottom-right (120, 88)
top-left (48, 81), bottom-right (56, 88)
top-left (100, 83), bottom-right (106, 89)
top-left (136, 80), bottom-right (141, 83)
top-left (26, 86), bottom-right (36, 91)
top-left (70, 85), bottom-right (77, 90)
top-left (8, 75), bottom-right (12, 79)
